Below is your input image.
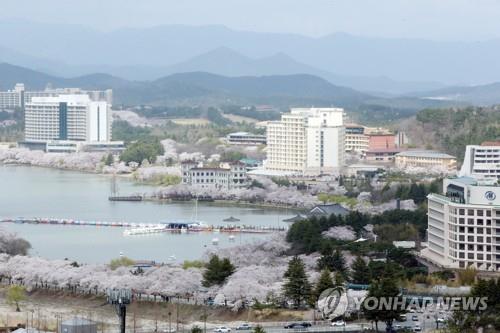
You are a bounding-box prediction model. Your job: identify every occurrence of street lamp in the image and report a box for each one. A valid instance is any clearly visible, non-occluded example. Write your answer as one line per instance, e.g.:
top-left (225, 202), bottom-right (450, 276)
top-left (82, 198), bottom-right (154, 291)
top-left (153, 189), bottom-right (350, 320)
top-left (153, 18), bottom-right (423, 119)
top-left (168, 311), bottom-right (172, 333)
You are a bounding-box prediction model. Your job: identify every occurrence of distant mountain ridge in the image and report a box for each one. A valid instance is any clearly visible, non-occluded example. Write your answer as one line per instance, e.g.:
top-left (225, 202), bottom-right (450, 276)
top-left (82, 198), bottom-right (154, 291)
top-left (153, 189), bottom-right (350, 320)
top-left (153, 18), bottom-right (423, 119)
top-left (0, 62), bottom-right (464, 123)
top-left (3, 20), bottom-right (500, 94)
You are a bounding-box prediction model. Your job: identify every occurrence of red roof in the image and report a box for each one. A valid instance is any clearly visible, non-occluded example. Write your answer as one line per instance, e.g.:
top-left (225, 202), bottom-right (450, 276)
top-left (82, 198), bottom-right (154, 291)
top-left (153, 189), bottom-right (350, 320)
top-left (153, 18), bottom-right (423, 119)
top-left (481, 141), bottom-right (500, 146)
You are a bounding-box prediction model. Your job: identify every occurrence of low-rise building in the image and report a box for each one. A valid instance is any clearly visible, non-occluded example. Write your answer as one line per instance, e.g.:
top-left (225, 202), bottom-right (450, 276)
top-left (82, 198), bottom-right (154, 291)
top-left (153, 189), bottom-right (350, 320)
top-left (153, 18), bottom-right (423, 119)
top-left (365, 148), bottom-right (403, 163)
top-left (226, 132), bottom-right (266, 145)
top-left (421, 176), bottom-right (500, 271)
top-left (45, 140), bottom-right (125, 153)
top-left (395, 150), bottom-right (457, 174)
top-left (181, 161), bottom-right (249, 190)
top-left (368, 133), bottom-right (397, 151)
top-left (345, 124), bottom-right (369, 153)
top-left (308, 203), bottom-right (350, 217)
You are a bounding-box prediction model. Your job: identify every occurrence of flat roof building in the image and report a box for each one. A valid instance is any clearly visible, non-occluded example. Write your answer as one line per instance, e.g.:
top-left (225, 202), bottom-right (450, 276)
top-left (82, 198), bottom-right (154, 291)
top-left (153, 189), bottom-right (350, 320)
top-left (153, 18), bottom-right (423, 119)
top-left (395, 150), bottom-right (457, 174)
top-left (459, 142), bottom-right (500, 179)
top-left (266, 107), bottom-right (345, 175)
top-left (421, 176), bottom-right (500, 271)
top-left (226, 132), bottom-right (266, 145)
top-left (25, 94), bottom-right (111, 143)
top-left (181, 161), bottom-right (249, 190)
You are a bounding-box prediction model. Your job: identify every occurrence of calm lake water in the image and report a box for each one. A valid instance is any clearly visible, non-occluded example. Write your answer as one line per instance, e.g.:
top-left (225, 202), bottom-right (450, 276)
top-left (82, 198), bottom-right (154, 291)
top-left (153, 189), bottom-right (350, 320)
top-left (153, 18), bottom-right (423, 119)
top-left (0, 165), bottom-right (293, 263)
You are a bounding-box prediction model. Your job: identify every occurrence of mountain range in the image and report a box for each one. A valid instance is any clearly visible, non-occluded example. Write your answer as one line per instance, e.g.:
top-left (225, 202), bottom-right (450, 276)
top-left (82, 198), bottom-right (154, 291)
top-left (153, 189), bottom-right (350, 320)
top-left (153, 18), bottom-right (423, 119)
top-left (3, 20), bottom-right (500, 94)
top-left (0, 63), bottom-right (466, 124)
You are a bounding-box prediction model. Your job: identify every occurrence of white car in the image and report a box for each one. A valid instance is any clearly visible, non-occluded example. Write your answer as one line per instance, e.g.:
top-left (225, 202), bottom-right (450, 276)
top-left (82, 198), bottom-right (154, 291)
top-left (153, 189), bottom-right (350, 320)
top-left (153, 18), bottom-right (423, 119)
top-left (214, 327), bottom-right (231, 333)
top-left (413, 324), bottom-right (422, 332)
top-left (235, 324), bottom-right (252, 330)
top-left (437, 317), bottom-right (446, 323)
top-left (331, 320), bottom-right (346, 327)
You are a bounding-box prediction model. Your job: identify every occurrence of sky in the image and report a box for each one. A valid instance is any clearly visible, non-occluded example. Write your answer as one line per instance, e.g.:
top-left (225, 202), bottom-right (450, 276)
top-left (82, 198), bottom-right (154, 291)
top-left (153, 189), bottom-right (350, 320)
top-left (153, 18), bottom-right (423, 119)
top-left (0, 0), bottom-right (499, 40)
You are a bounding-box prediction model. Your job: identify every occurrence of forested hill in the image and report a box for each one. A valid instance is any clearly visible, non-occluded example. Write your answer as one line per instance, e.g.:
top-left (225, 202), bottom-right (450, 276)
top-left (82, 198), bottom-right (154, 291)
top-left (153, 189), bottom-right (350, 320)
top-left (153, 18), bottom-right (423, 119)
top-left (400, 106), bottom-right (500, 160)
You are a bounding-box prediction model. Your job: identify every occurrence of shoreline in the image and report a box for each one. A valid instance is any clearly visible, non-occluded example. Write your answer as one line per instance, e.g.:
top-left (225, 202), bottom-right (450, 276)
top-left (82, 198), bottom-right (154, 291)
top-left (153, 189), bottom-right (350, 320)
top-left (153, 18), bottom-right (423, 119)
top-left (144, 197), bottom-right (305, 211)
top-left (1, 162), bottom-right (311, 211)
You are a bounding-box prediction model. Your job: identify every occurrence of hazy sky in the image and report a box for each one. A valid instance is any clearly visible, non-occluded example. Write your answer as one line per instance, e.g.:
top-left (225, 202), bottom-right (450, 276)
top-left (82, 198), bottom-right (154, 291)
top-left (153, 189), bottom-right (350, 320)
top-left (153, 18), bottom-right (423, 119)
top-left (1, 0), bottom-right (499, 40)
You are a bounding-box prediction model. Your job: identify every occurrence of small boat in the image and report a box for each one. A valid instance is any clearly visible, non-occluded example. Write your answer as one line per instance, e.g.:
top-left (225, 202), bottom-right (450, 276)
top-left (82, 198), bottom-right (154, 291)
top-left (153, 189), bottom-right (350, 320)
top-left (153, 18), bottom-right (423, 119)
top-left (123, 224), bottom-right (166, 236)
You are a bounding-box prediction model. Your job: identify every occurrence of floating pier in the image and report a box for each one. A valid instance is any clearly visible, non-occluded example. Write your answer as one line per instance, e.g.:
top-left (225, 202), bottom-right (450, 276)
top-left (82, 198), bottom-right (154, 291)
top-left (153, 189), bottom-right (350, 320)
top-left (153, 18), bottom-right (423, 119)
top-left (0, 218), bottom-right (286, 234)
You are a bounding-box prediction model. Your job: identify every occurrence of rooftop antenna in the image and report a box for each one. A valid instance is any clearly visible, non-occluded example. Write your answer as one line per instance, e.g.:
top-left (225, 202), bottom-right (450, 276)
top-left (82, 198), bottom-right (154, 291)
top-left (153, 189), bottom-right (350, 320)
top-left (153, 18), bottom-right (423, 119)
top-left (107, 289), bottom-right (132, 333)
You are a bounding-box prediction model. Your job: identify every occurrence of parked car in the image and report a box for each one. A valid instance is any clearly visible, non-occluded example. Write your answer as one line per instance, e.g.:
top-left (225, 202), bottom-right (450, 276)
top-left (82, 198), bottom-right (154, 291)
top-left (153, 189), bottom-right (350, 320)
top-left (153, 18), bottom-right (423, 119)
top-left (331, 320), bottom-right (346, 327)
top-left (413, 324), bottom-right (422, 332)
top-left (412, 315), bottom-right (419, 321)
top-left (236, 324), bottom-right (252, 330)
top-left (437, 317), bottom-right (446, 323)
top-left (214, 327), bottom-right (231, 333)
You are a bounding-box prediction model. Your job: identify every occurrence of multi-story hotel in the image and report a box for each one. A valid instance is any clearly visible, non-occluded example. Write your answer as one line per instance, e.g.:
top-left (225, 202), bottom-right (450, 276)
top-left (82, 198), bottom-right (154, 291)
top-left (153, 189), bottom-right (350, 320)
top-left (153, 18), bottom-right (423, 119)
top-left (459, 142), bottom-right (500, 179)
top-left (24, 94), bottom-right (111, 143)
top-left (421, 176), bottom-right (500, 271)
top-left (266, 107), bottom-right (345, 175)
top-left (395, 150), bottom-right (457, 174)
top-left (0, 84), bottom-right (112, 110)
top-left (181, 161), bottom-right (249, 190)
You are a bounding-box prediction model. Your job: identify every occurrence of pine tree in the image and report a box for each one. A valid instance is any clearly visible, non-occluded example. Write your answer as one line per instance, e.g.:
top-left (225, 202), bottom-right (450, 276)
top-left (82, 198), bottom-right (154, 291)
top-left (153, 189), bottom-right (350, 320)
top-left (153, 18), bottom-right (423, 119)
top-left (334, 271), bottom-right (345, 289)
top-left (313, 269), bottom-right (334, 301)
top-left (351, 256), bottom-right (371, 284)
top-left (362, 274), bottom-right (404, 332)
top-left (202, 255), bottom-right (235, 287)
top-left (317, 249), bottom-right (347, 278)
top-left (283, 256), bottom-right (312, 308)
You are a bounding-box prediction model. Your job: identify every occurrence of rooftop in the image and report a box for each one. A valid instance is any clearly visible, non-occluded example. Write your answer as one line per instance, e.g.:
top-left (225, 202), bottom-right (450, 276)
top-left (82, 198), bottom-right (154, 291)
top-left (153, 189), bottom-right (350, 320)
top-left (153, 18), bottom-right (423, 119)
top-left (396, 150), bottom-right (456, 159)
top-left (481, 141), bottom-right (500, 146)
top-left (366, 148), bottom-right (404, 154)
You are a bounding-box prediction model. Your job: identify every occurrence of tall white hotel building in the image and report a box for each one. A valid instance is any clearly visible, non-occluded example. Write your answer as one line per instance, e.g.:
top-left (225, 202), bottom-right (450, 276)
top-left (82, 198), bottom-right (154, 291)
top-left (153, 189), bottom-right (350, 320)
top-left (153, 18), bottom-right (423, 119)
top-left (266, 107), bottom-right (345, 175)
top-left (24, 94), bottom-right (111, 143)
top-left (421, 142), bottom-right (500, 272)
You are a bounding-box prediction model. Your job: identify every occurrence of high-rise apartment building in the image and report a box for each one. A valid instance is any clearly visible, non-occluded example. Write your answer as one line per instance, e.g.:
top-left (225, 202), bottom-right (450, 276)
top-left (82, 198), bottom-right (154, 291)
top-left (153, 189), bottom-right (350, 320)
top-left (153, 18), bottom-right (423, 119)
top-left (266, 107), bottom-right (345, 175)
top-left (25, 94), bottom-right (111, 143)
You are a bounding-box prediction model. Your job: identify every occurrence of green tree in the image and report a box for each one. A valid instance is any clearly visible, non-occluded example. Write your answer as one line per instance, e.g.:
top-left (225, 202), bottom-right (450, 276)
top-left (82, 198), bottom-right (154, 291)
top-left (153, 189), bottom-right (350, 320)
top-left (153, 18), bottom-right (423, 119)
top-left (191, 326), bottom-right (202, 333)
top-left (6, 285), bottom-right (26, 312)
top-left (120, 138), bottom-right (165, 165)
top-left (253, 326), bottom-right (266, 333)
top-left (109, 256), bottom-right (135, 270)
top-left (283, 256), bottom-right (312, 308)
top-left (313, 269), bottom-right (334, 301)
top-left (351, 256), bottom-right (371, 284)
top-left (202, 255), bottom-right (235, 287)
top-left (317, 249), bottom-right (347, 278)
top-left (362, 275), bottom-right (405, 332)
top-left (104, 153), bottom-right (114, 166)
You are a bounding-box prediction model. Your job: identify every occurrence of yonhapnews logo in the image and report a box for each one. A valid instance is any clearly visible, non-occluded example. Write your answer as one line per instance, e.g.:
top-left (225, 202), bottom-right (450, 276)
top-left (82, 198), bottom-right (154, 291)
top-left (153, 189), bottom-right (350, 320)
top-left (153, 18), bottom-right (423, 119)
top-left (317, 286), bottom-right (349, 319)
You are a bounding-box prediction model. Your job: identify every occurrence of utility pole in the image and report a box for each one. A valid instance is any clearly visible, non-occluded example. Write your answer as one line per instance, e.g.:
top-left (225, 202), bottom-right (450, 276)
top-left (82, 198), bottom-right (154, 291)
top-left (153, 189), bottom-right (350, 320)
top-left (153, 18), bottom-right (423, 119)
top-left (107, 289), bottom-right (131, 333)
top-left (168, 311), bottom-right (172, 333)
top-left (176, 301), bottom-right (179, 332)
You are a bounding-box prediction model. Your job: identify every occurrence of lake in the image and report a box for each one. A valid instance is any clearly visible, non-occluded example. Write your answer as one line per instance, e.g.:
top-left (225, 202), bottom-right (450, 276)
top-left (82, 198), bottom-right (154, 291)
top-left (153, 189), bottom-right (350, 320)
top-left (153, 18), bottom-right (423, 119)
top-left (0, 165), bottom-right (294, 263)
